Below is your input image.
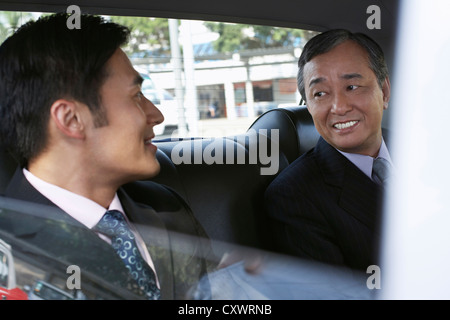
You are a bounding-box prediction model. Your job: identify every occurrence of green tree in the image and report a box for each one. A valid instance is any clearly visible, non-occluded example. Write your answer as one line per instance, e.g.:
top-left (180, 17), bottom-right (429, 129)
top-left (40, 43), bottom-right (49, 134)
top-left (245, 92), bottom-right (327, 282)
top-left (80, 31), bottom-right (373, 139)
top-left (204, 22), bottom-right (245, 53)
top-left (108, 16), bottom-right (170, 55)
top-left (205, 22), bottom-right (317, 53)
top-left (0, 11), bottom-right (33, 44)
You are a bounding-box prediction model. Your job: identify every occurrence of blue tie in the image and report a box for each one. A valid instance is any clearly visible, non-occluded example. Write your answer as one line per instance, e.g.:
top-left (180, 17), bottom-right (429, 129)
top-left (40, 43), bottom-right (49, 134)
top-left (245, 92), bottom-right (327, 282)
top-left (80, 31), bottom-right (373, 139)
top-left (95, 210), bottom-right (160, 300)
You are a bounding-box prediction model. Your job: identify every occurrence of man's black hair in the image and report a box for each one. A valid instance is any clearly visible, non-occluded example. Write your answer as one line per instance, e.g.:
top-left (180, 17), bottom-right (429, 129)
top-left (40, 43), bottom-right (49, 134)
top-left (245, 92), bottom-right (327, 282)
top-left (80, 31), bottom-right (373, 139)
top-left (297, 29), bottom-right (389, 102)
top-left (0, 13), bottom-right (130, 167)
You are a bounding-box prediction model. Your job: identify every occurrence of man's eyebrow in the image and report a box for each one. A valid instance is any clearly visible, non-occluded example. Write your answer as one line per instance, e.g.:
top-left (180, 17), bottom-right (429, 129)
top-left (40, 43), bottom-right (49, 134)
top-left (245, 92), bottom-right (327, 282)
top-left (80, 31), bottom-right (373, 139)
top-left (308, 73), bottom-right (364, 88)
top-left (309, 77), bottom-right (326, 88)
top-left (340, 73), bottom-right (363, 80)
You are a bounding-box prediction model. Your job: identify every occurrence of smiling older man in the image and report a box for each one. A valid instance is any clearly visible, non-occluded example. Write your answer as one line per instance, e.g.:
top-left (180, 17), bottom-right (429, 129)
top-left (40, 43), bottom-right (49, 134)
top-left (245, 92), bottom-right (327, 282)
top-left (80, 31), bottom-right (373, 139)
top-left (264, 29), bottom-right (393, 271)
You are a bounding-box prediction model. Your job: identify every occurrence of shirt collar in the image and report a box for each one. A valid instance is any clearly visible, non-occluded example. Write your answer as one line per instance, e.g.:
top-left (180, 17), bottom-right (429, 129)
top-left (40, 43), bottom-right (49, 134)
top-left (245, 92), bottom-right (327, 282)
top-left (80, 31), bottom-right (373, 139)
top-left (23, 168), bottom-right (124, 229)
top-left (336, 138), bottom-right (393, 180)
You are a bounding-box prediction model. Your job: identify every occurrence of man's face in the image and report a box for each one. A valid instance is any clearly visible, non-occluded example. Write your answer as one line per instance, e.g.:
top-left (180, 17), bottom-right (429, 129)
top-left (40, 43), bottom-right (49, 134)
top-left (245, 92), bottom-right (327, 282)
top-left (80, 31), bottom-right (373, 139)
top-left (303, 40), bottom-right (390, 157)
top-left (85, 48), bottom-right (164, 186)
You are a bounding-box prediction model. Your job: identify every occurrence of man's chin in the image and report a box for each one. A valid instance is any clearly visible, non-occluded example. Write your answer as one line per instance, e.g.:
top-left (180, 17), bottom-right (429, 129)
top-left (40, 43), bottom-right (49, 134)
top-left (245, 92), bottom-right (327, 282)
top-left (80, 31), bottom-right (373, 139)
top-left (329, 136), bottom-right (364, 154)
top-left (142, 162), bottom-right (161, 180)
top-left (127, 161), bottom-right (161, 182)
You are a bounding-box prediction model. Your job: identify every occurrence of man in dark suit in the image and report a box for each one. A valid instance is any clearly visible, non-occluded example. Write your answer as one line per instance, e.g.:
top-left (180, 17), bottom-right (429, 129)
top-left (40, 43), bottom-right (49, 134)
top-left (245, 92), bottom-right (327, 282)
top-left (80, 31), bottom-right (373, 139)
top-left (0, 13), bottom-right (216, 299)
top-left (265, 29), bottom-right (393, 271)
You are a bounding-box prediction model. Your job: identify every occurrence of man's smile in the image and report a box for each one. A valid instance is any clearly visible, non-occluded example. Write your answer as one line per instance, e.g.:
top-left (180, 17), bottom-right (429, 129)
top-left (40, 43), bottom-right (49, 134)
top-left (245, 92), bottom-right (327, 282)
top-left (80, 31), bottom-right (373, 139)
top-left (332, 120), bottom-right (359, 130)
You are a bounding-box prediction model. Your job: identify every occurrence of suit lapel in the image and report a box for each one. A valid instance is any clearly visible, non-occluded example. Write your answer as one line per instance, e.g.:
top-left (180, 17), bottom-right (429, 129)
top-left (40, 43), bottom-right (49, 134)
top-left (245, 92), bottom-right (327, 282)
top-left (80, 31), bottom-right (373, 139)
top-left (118, 188), bottom-right (174, 300)
top-left (315, 138), bottom-right (382, 231)
top-left (339, 165), bottom-right (382, 230)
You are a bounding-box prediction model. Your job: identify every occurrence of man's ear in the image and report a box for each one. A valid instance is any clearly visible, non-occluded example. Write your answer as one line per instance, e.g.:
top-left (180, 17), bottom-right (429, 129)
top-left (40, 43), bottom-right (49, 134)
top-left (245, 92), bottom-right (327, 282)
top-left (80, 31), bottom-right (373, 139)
top-left (382, 77), bottom-right (391, 110)
top-left (50, 99), bottom-right (86, 139)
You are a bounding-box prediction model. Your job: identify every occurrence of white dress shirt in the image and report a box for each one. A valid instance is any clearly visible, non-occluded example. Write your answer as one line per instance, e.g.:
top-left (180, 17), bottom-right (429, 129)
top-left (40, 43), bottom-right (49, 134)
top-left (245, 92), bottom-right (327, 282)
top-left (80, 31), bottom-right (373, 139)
top-left (23, 169), bottom-right (159, 286)
top-left (337, 138), bottom-right (394, 181)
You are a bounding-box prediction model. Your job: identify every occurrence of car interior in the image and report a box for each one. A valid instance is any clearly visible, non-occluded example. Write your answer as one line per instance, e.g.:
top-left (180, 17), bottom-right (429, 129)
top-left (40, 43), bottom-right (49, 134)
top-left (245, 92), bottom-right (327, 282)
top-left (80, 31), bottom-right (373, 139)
top-left (6, 0), bottom-right (449, 300)
top-left (0, 0), bottom-right (399, 253)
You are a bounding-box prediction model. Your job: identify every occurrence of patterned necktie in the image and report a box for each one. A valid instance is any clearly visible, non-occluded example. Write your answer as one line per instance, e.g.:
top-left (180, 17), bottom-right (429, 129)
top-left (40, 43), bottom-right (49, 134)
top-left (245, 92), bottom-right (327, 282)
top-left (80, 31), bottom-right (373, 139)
top-left (94, 210), bottom-right (160, 300)
top-left (372, 157), bottom-right (392, 186)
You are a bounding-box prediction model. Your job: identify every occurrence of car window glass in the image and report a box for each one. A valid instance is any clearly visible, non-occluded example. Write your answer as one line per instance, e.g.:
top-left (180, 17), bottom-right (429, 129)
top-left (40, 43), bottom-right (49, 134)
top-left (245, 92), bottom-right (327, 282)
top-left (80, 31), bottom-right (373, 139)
top-left (0, 195), bottom-right (375, 300)
top-left (0, 11), bottom-right (317, 139)
top-left (31, 281), bottom-right (73, 300)
top-left (0, 250), bottom-right (8, 288)
top-left (113, 16), bottom-right (318, 139)
top-left (0, 196), bottom-right (147, 300)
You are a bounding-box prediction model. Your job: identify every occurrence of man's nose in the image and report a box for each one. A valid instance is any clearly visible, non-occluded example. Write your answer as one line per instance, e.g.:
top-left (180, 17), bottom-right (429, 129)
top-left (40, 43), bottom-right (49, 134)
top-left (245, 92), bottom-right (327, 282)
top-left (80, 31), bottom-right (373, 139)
top-left (144, 98), bottom-right (164, 126)
top-left (331, 92), bottom-right (352, 115)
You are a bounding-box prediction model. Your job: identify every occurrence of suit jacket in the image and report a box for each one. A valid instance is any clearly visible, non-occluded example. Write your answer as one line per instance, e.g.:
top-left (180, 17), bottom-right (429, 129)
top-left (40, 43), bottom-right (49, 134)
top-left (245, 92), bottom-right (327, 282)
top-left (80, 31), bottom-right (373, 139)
top-left (264, 137), bottom-right (384, 271)
top-left (0, 168), bottom-right (216, 299)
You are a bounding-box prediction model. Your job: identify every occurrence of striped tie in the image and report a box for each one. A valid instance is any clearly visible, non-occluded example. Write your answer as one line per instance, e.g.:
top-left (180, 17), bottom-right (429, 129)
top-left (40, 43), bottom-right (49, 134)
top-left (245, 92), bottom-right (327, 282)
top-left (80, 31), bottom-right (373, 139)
top-left (372, 157), bottom-right (392, 186)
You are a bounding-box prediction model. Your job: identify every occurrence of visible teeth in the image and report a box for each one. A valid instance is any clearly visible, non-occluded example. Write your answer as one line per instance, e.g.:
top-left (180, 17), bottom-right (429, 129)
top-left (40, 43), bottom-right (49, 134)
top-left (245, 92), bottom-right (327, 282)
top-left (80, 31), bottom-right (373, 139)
top-left (144, 139), bottom-right (152, 144)
top-left (334, 121), bottom-right (357, 130)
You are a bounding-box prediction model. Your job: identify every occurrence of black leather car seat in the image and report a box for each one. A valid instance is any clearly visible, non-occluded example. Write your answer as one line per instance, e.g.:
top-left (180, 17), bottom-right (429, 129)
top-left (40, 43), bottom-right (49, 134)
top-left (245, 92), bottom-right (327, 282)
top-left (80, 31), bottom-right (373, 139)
top-left (146, 105), bottom-right (320, 254)
top-left (248, 105), bottom-right (320, 170)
